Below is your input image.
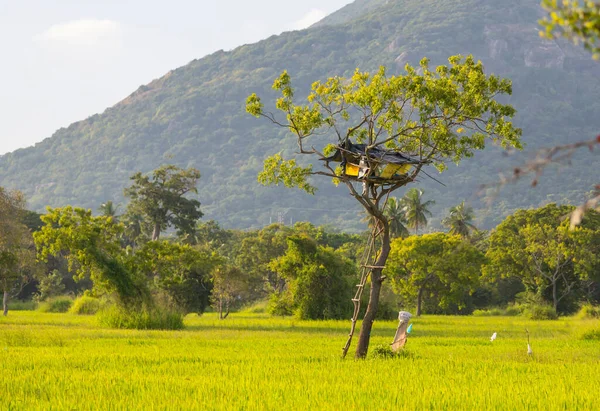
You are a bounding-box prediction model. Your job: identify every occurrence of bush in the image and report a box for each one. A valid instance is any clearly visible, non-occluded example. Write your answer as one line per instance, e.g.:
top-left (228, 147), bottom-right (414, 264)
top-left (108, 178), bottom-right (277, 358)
top-left (504, 305), bottom-right (521, 316)
top-left (69, 296), bottom-right (103, 315)
top-left (8, 300), bottom-right (37, 311)
top-left (38, 297), bottom-right (73, 313)
top-left (267, 292), bottom-right (294, 317)
top-left (524, 304), bottom-right (558, 320)
top-left (370, 344), bottom-right (412, 359)
top-left (240, 300), bottom-right (269, 314)
top-left (576, 304), bottom-right (600, 319)
top-left (97, 306), bottom-right (184, 330)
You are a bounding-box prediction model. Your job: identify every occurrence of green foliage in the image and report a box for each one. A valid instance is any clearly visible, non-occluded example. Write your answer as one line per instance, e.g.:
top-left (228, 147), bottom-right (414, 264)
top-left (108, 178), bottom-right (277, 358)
top-left (97, 305), bottom-right (184, 330)
top-left (257, 154), bottom-right (315, 194)
top-left (0, 187), bottom-right (39, 312)
top-left (69, 296), bottom-right (103, 315)
top-left (579, 326), bottom-right (600, 340)
top-left (541, 0), bottom-right (600, 58)
top-left (34, 206), bottom-right (148, 307)
top-left (132, 240), bottom-right (216, 314)
top-left (388, 233), bottom-right (486, 315)
top-left (8, 300), bottom-right (37, 311)
top-left (384, 197), bottom-right (409, 239)
top-left (267, 292), bottom-right (294, 317)
top-left (124, 165), bottom-right (202, 241)
top-left (442, 201), bottom-right (477, 238)
top-left (524, 304), bottom-right (559, 320)
top-left (35, 270), bottom-right (65, 302)
top-left (370, 344), bottom-right (412, 359)
top-left (576, 303), bottom-right (600, 319)
top-left (38, 296), bottom-right (73, 313)
top-left (269, 235), bottom-right (355, 320)
top-left (485, 204), bottom-right (600, 313)
top-left (239, 299), bottom-right (269, 314)
top-left (400, 189), bottom-right (435, 234)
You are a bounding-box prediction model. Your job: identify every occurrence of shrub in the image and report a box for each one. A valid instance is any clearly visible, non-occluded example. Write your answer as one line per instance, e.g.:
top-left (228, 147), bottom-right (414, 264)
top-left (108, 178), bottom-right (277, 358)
top-left (576, 304), bottom-right (600, 319)
top-left (267, 292), bottom-right (294, 317)
top-left (240, 300), bottom-right (269, 314)
top-left (504, 305), bottom-right (521, 316)
top-left (69, 296), bottom-right (103, 315)
top-left (8, 300), bottom-right (37, 311)
top-left (371, 344), bottom-right (413, 359)
top-left (38, 296), bottom-right (73, 313)
top-left (524, 304), bottom-right (558, 320)
top-left (97, 306), bottom-right (184, 330)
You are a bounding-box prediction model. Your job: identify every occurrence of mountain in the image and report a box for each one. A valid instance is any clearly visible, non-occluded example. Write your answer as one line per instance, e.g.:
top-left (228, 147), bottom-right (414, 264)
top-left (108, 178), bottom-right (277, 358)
top-left (1, 0), bottom-right (599, 231)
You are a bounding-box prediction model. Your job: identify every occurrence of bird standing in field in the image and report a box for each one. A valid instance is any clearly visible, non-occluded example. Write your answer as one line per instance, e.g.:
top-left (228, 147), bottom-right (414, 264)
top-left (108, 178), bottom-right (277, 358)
top-left (526, 329), bottom-right (533, 356)
top-left (490, 332), bottom-right (497, 342)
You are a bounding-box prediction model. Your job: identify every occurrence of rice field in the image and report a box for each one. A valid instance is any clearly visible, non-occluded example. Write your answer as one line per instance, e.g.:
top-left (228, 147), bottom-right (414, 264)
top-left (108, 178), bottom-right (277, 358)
top-left (1, 312), bottom-right (599, 410)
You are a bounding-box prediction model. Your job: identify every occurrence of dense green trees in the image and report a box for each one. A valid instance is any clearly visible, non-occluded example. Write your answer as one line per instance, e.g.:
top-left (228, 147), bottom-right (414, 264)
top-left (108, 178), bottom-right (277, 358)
top-left (34, 207), bottom-right (149, 307)
top-left (0, 188), bottom-right (39, 315)
top-left (248, 55), bottom-right (521, 357)
top-left (269, 235), bottom-right (354, 320)
top-left (485, 204), bottom-right (600, 313)
top-left (387, 233), bottom-right (485, 316)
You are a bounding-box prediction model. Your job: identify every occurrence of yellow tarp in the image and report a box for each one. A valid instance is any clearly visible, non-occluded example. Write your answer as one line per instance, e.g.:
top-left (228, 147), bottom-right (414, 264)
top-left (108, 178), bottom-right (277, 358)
top-left (380, 163), bottom-right (411, 178)
top-left (345, 163), bottom-right (360, 177)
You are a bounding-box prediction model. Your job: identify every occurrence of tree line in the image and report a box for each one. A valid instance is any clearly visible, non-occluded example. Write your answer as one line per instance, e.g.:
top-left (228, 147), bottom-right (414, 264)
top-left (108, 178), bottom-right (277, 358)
top-left (1, 165), bottom-right (598, 323)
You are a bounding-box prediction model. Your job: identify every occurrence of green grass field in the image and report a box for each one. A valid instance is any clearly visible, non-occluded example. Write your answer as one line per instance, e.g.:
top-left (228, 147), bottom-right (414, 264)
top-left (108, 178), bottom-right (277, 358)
top-left (1, 312), bottom-right (599, 410)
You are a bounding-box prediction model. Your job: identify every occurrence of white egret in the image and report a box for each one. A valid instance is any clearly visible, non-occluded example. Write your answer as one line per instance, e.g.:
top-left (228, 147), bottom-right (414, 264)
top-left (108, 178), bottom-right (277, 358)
top-left (490, 332), bottom-right (497, 342)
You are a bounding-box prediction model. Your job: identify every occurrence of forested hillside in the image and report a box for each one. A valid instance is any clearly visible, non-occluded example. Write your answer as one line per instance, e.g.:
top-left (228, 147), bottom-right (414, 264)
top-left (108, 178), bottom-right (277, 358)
top-left (1, 0), bottom-right (599, 231)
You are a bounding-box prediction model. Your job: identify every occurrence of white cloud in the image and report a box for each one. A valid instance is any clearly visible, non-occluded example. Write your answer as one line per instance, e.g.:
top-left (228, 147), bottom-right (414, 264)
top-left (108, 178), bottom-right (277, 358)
top-left (34, 19), bottom-right (122, 48)
top-left (291, 9), bottom-right (327, 30)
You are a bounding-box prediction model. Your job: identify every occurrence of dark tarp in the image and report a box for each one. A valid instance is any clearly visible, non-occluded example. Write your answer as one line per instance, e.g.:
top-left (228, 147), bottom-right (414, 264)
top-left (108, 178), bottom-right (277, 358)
top-left (321, 142), bottom-right (423, 166)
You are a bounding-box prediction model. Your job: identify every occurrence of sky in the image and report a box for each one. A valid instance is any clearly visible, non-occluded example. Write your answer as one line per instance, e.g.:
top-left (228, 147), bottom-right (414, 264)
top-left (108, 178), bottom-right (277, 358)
top-left (0, 0), bottom-right (352, 155)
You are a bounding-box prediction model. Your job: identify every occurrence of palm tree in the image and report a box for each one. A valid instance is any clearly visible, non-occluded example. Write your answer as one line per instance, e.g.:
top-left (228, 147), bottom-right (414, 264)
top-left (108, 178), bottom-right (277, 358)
top-left (98, 201), bottom-right (120, 219)
top-left (384, 197), bottom-right (410, 239)
top-left (400, 188), bottom-right (434, 234)
top-left (442, 201), bottom-right (477, 238)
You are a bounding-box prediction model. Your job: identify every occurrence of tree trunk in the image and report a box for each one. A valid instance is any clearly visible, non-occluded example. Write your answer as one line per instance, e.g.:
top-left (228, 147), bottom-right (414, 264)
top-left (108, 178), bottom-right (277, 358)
top-left (151, 222), bottom-right (161, 241)
top-left (3, 290), bottom-right (8, 316)
top-left (223, 300), bottom-right (230, 320)
top-left (552, 279), bottom-right (558, 312)
top-left (355, 225), bottom-right (391, 359)
top-left (218, 298), bottom-right (223, 320)
top-left (416, 285), bottom-right (425, 317)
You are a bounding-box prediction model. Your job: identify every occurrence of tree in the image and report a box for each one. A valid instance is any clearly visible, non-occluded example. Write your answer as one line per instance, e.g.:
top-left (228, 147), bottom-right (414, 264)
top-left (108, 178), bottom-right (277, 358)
top-left (98, 201), bottom-right (120, 219)
top-left (235, 224), bottom-right (293, 296)
top-left (34, 207), bottom-right (149, 307)
top-left (400, 188), bottom-right (435, 235)
top-left (247, 56), bottom-right (521, 357)
top-left (211, 265), bottom-right (249, 319)
top-left (387, 233), bottom-right (485, 316)
top-left (384, 197), bottom-right (409, 239)
top-left (442, 201), bottom-right (477, 238)
top-left (124, 165), bottom-right (203, 241)
top-left (484, 204), bottom-right (600, 313)
top-left (269, 235), bottom-right (355, 320)
top-left (541, 0), bottom-right (600, 59)
top-left (0, 188), bottom-right (38, 316)
top-left (131, 240), bottom-right (217, 313)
